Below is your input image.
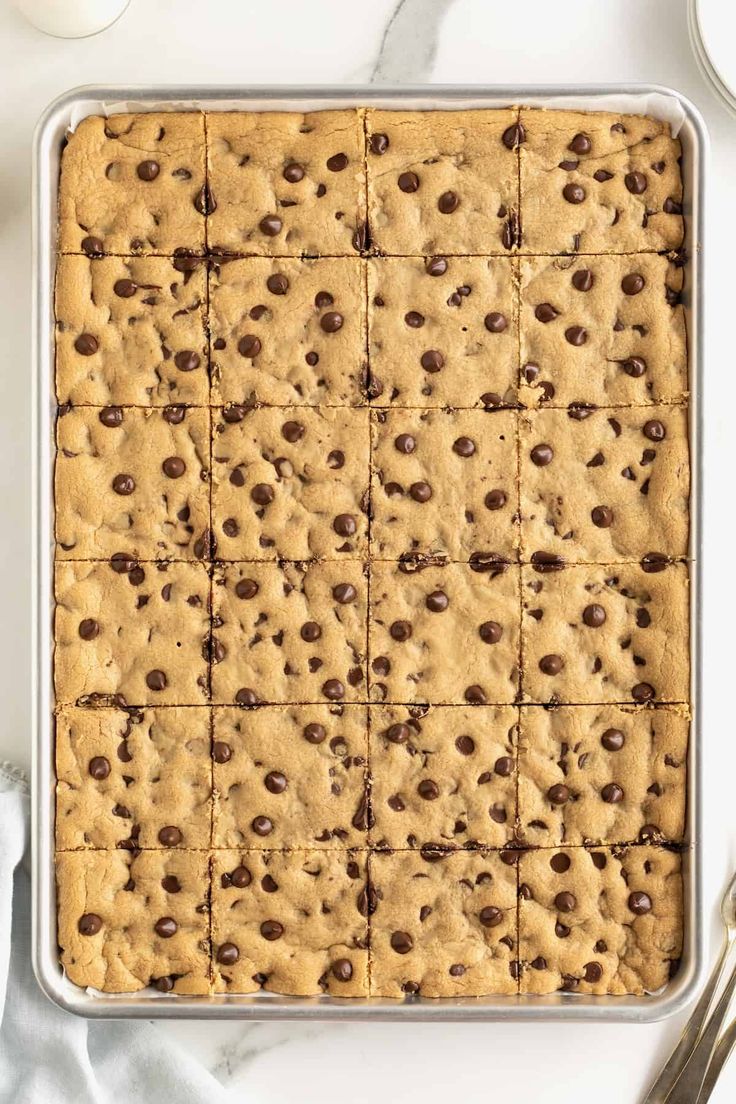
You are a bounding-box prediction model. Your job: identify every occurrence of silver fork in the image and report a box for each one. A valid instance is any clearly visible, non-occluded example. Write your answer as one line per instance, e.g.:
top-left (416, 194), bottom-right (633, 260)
top-left (697, 1018), bottom-right (736, 1103)
top-left (642, 871), bottom-right (736, 1104)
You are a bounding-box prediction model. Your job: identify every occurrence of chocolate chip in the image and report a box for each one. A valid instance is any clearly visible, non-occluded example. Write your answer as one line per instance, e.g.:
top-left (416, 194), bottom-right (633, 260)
top-left (632, 682), bottom-right (655, 703)
top-left (664, 197), bottom-right (682, 214)
top-left (320, 311), bottom-right (344, 333)
top-left (162, 456), bottom-right (185, 479)
top-left (267, 273), bottom-right (289, 296)
top-left (251, 483), bottom-right (274, 505)
top-left (438, 190), bottom-right (459, 214)
top-left (554, 892), bottom-right (576, 913)
top-left (387, 723), bottom-right (410, 744)
top-left (259, 215), bottom-right (282, 236)
top-left (301, 621), bottom-right (322, 642)
top-left (623, 356), bottom-right (647, 378)
top-left (502, 122), bottom-right (526, 149)
top-left (563, 183), bottom-right (586, 204)
top-left (78, 618), bottom-right (99, 640)
top-left (593, 169), bottom-right (614, 183)
top-left (237, 334), bottom-right (261, 359)
top-left (569, 133), bottom-right (592, 154)
top-left (591, 505), bottom-right (613, 528)
top-left (230, 865), bottom-right (252, 887)
top-left (548, 784), bottom-right (570, 806)
top-left (484, 312), bottom-right (507, 333)
top-left (88, 755), bottom-right (110, 779)
top-left (582, 603), bottom-right (606, 628)
top-left (550, 852), bottom-right (571, 872)
top-left (625, 171), bottom-right (647, 194)
top-left (154, 917), bottom-right (177, 938)
top-left (465, 685), bottom-right (487, 704)
top-left (137, 160), bottom-right (160, 181)
top-left (479, 621), bottom-right (503, 644)
top-left (161, 876), bottom-right (181, 893)
top-left (331, 958), bottom-right (354, 982)
top-left (398, 172), bottom-right (419, 193)
top-left (74, 333), bottom-right (98, 356)
top-left (484, 489), bottom-right (507, 510)
top-left (145, 669), bottom-right (166, 691)
top-left (601, 782), bottom-right (624, 803)
top-left (113, 278), bottom-right (137, 298)
top-left (322, 679), bottom-right (345, 700)
top-left (78, 913), bottom-right (102, 936)
top-left (418, 779), bottom-right (440, 800)
top-left (236, 688), bottom-right (259, 705)
top-left (535, 303), bottom-right (558, 323)
top-left (162, 405), bottom-right (186, 425)
top-left (327, 153), bottom-right (348, 172)
top-left (265, 771), bottom-right (287, 794)
top-left (212, 741), bottom-right (232, 764)
top-left (584, 962), bottom-right (603, 983)
top-left (390, 931), bottom-right (413, 954)
top-left (252, 815), bottom-right (273, 837)
top-left (158, 825), bottom-right (182, 846)
top-left (283, 162), bottom-right (304, 182)
top-left (260, 920), bottom-right (284, 940)
top-left (565, 325), bottom-right (587, 346)
top-left (572, 269), bottom-right (594, 292)
top-left (628, 891), bottom-right (652, 914)
top-left (394, 433), bottom-right (416, 454)
top-left (455, 735), bottom-right (475, 755)
top-left (174, 350), bottom-right (200, 372)
top-left (333, 513), bottom-right (357, 536)
top-left (332, 582), bottom-right (357, 604)
top-left (81, 236), bottom-right (104, 256)
top-left (404, 310), bottom-right (425, 328)
top-left (370, 133), bottom-right (389, 155)
top-left (217, 942), bottom-right (240, 966)
top-left (425, 590), bottom-right (449, 612)
top-left (390, 620), bottom-right (412, 642)
top-left (643, 419), bottom-right (666, 442)
top-left (409, 481), bottom-right (432, 502)
top-left (621, 273), bottom-right (645, 295)
top-left (420, 350), bottom-right (444, 373)
top-left (540, 652), bottom-right (564, 677)
top-left (426, 257), bottom-right (447, 276)
top-left (530, 443), bottom-right (553, 466)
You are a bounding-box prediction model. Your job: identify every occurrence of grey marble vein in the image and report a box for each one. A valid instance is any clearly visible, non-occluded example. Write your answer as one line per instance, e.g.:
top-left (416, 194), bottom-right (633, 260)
top-left (370, 0), bottom-right (457, 82)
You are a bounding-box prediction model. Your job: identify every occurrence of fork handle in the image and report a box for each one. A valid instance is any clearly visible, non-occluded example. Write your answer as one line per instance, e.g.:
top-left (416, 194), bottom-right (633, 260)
top-left (642, 935), bottom-right (732, 1104)
top-left (696, 1018), bottom-right (736, 1103)
top-left (664, 949), bottom-right (736, 1104)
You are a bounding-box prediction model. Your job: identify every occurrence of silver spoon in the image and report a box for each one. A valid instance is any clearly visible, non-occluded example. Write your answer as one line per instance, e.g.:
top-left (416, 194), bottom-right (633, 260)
top-left (642, 870), bottom-right (736, 1104)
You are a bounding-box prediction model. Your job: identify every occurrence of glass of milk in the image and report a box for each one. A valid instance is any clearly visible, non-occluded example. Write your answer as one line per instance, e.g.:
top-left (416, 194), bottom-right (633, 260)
top-left (14, 0), bottom-right (131, 38)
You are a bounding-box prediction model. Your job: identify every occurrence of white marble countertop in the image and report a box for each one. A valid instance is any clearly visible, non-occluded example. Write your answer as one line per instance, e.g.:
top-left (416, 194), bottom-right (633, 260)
top-left (2, 0), bottom-right (735, 1099)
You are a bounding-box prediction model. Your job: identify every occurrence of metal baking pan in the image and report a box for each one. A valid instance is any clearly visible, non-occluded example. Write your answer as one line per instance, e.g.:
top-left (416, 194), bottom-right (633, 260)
top-left (32, 83), bottom-right (706, 1021)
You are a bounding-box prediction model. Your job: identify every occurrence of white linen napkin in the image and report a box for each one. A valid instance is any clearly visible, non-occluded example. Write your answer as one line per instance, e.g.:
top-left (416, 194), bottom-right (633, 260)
top-left (0, 762), bottom-right (229, 1104)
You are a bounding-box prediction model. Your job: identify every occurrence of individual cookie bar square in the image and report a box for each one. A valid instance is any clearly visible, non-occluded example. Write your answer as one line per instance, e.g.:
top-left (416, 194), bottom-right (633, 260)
top-left (55, 255), bottom-right (208, 406)
top-left (212, 406), bottom-right (369, 560)
top-left (521, 561), bottom-right (689, 705)
top-left (59, 113), bottom-right (207, 255)
top-left (55, 706), bottom-right (212, 850)
top-left (209, 257), bottom-right (365, 406)
top-left (369, 705), bottom-right (518, 850)
top-left (371, 409), bottom-right (518, 561)
top-left (369, 850), bottom-right (518, 997)
top-left (211, 561), bottom-right (367, 705)
top-left (365, 109), bottom-right (520, 255)
top-left (518, 845), bottom-right (683, 995)
top-left (519, 406), bottom-right (690, 562)
top-left (56, 849), bottom-right (210, 994)
top-left (517, 704), bottom-right (688, 847)
top-left (54, 560), bottom-right (210, 706)
top-left (212, 705), bottom-right (369, 849)
top-left (518, 109), bottom-right (683, 254)
top-left (367, 256), bottom-right (517, 409)
top-left (55, 405), bottom-right (211, 561)
top-left (369, 561), bottom-right (520, 705)
top-left (206, 110), bottom-right (366, 256)
top-left (518, 254), bottom-right (687, 407)
top-left (211, 850), bottom-right (369, 996)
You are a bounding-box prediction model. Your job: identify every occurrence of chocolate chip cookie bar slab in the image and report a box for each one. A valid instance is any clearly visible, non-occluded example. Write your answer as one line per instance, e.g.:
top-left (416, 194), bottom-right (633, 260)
top-left (55, 706), bottom-right (212, 850)
top-left (212, 705), bottom-right (369, 849)
top-left (369, 561), bottom-right (520, 705)
top-left (365, 109), bottom-right (521, 255)
top-left (518, 845), bottom-right (683, 995)
top-left (206, 111), bottom-right (366, 257)
top-left (518, 254), bottom-right (687, 408)
top-left (519, 405), bottom-right (689, 563)
top-left (56, 849), bottom-right (211, 994)
top-left (370, 409), bottom-right (519, 561)
top-left (367, 256), bottom-right (517, 409)
top-left (54, 561), bottom-right (210, 706)
top-left (55, 255), bottom-right (208, 407)
top-left (212, 406), bottom-right (369, 560)
top-left (369, 705), bottom-right (518, 850)
top-left (521, 561), bottom-right (689, 705)
top-left (59, 113), bottom-right (207, 256)
top-left (518, 110), bottom-right (683, 255)
top-left (369, 850), bottom-right (518, 997)
top-left (211, 850), bottom-right (369, 997)
top-left (209, 256), bottom-right (365, 407)
top-left (517, 704), bottom-right (688, 848)
top-left (55, 405), bottom-right (211, 561)
top-left (211, 561), bottom-right (367, 705)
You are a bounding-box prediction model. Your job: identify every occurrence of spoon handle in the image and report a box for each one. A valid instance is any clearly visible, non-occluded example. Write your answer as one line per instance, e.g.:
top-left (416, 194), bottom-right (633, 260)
top-left (696, 1018), bottom-right (736, 1103)
top-left (641, 935), bottom-right (732, 1104)
top-left (664, 951), bottom-right (736, 1103)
